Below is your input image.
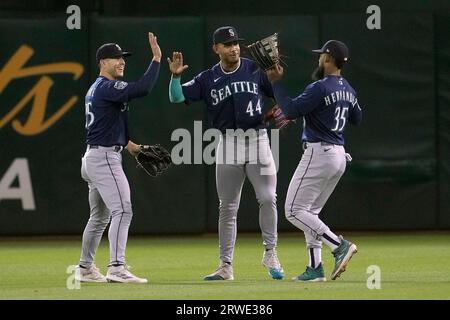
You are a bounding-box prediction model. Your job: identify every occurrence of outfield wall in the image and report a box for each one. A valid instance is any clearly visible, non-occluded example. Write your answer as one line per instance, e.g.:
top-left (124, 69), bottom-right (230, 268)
top-left (0, 12), bottom-right (449, 234)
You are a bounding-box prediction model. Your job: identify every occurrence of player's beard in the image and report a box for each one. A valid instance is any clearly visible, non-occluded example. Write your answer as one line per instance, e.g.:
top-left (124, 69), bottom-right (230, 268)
top-left (311, 65), bottom-right (324, 80)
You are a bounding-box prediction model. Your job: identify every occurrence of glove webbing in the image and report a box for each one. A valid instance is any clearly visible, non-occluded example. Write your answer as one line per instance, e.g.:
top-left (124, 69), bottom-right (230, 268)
top-left (249, 42), bottom-right (274, 70)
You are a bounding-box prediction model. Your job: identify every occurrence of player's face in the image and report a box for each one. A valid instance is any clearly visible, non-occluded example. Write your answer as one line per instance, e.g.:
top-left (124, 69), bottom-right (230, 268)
top-left (102, 57), bottom-right (126, 79)
top-left (311, 54), bottom-right (326, 80)
top-left (215, 41), bottom-right (240, 64)
top-left (318, 53), bottom-right (327, 67)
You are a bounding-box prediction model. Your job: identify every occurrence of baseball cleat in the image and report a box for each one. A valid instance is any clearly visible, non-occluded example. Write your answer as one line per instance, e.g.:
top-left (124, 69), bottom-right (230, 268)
top-left (331, 236), bottom-right (357, 280)
top-left (292, 263), bottom-right (326, 282)
top-left (204, 261), bottom-right (234, 281)
top-left (262, 248), bottom-right (285, 280)
top-left (75, 264), bottom-right (107, 283)
top-left (106, 264), bottom-right (148, 284)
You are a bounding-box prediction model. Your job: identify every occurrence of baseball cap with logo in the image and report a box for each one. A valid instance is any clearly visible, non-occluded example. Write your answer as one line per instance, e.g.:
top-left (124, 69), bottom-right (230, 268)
top-left (312, 40), bottom-right (349, 63)
top-left (96, 43), bottom-right (132, 63)
top-left (213, 26), bottom-right (245, 44)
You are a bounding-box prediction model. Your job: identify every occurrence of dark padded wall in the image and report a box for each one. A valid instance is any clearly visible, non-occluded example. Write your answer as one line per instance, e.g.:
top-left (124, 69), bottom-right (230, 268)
top-left (318, 14), bottom-right (437, 230)
top-left (0, 17), bottom-right (90, 234)
top-left (0, 3), bottom-right (448, 234)
top-left (436, 14), bottom-right (450, 227)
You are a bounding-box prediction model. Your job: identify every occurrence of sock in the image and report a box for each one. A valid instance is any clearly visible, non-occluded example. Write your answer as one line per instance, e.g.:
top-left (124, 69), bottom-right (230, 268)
top-left (321, 232), bottom-right (341, 251)
top-left (308, 247), bottom-right (322, 269)
top-left (108, 263), bottom-right (123, 267)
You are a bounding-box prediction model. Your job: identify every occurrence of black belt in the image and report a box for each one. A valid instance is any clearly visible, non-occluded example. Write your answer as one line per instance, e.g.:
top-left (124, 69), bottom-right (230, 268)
top-left (302, 141), bottom-right (334, 150)
top-left (88, 145), bottom-right (123, 152)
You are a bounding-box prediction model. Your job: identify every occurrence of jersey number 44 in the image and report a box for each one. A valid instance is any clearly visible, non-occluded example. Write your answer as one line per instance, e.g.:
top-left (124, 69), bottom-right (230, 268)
top-left (246, 99), bottom-right (262, 117)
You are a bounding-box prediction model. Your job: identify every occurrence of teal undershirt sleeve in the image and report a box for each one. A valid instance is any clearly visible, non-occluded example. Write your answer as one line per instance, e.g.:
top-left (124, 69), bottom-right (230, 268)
top-left (169, 76), bottom-right (185, 103)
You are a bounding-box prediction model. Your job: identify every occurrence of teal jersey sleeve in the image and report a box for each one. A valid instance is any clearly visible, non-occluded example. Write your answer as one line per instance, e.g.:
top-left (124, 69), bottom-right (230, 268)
top-left (169, 76), bottom-right (186, 103)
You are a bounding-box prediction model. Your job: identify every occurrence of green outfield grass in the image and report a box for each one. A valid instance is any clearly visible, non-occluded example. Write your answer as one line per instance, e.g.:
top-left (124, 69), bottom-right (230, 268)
top-left (1, 232), bottom-right (449, 300)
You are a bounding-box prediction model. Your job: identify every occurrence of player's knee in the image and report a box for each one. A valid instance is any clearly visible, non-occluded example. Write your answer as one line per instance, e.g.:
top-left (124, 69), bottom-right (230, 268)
top-left (218, 204), bottom-right (238, 223)
top-left (284, 202), bottom-right (295, 217)
top-left (88, 216), bottom-right (109, 227)
top-left (123, 201), bottom-right (132, 213)
top-left (110, 209), bottom-right (133, 219)
top-left (284, 204), bottom-right (307, 220)
top-left (219, 199), bottom-right (240, 214)
top-left (285, 212), bottom-right (295, 225)
top-left (257, 193), bottom-right (276, 207)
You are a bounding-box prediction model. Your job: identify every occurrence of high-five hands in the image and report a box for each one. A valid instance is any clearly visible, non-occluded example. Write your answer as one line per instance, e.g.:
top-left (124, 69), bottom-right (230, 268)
top-left (149, 32), bottom-right (162, 62)
top-left (167, 52), bottom-right (189, 77)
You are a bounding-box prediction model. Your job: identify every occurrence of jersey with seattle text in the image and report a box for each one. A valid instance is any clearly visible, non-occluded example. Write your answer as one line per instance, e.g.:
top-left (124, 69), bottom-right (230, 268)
top-left (272, 75), bottom-right (362, 145)
top-left (181, 58), bottom-right (274, 132)
top-left (84, 61), bottom-right (160, 147)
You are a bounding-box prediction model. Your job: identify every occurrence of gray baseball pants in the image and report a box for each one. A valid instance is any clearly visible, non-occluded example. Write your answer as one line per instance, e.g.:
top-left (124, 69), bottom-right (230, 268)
top-left (79, 145), bottom-right (132, 268)
top-left (216, 130), bottom-right (278, 263)
top-left (285, 142), bottom-right (346, 250)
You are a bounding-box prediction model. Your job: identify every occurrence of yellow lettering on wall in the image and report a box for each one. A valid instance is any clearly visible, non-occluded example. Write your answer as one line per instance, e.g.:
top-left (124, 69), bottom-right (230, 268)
top-left (0, 45), bottom-right (84, 135)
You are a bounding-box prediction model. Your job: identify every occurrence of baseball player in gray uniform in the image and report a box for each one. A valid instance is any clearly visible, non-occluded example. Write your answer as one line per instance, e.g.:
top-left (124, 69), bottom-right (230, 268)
top-left (75, 33), bottom-right (161, 284)
top-left (167, 26), bottom-right (284, 280)
top-left (266, 40), bottom-right (362, 281)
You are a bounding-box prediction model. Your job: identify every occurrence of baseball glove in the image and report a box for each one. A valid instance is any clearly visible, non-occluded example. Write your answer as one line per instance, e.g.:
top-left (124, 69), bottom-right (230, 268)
top-left (264, 104), bottom-right (291, 129)
top-left (135, 144), bottom-right (172, 177)
top-left (246, 33), bottom-right (281, 71)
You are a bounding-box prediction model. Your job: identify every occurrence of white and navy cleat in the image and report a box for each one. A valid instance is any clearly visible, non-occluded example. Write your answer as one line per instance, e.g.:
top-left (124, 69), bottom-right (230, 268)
top-left (204, 261), bottom-right (234, 281)
top-left (262, 248), bottom-right (285, 280)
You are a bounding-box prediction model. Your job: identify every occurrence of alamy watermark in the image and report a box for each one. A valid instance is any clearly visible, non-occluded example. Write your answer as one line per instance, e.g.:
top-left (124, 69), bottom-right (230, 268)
top-left (66, 265), bottom-right (81, 289)
top-left (66, 5), bottom-right (81, 30)
top-left (170, 121), bottom-right (280, 175)
top-left (366, 265), bottom-right (381, 289)
top-left (366, 5), bottom-right (381, 30)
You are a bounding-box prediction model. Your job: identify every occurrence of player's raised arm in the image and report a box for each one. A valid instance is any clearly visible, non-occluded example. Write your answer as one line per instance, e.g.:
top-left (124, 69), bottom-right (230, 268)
top-left (125, 32), bottom-right (161, 97)
top-left (266, 64), bottom-right (321, 120)
top-left (149, 32), bottom-right (162, 62)
top-left (167, 51), bottom-right (189, 103)
top-left (100, 32), bottom-right (161, 102)
top-left (168, 52), bottom-right (189, 77)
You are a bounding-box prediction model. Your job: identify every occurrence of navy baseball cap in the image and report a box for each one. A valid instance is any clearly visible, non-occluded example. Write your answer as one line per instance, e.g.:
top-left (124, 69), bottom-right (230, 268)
top-left (213, 26), bottom-right (245, 44)
top-left (312, 40), bottom-right (349, 62)
top-left (96, 43), bottom-right (132, 63)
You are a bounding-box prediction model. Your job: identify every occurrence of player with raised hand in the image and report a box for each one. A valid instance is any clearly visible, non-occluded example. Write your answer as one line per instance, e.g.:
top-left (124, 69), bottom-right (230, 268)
top-left (167, 26), bottom-right (284, 281)
top-left (75, 32), bottom-right (161, 284)
top-left (266, 40), bottom-right (362, 281)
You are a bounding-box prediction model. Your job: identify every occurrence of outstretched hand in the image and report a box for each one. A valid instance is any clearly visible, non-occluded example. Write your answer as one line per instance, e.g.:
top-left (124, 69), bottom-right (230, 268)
top-left (148, 32), bottom-right (162, 62)
top-left (167, 52), bottom-right (189, 77)
top-left (266, 64), bottom-right (284, 83)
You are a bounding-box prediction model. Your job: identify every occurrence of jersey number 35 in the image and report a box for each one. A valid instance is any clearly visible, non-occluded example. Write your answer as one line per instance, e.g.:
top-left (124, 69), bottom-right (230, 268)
top-left (332, 106), bottom-right (348, 132)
